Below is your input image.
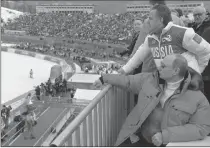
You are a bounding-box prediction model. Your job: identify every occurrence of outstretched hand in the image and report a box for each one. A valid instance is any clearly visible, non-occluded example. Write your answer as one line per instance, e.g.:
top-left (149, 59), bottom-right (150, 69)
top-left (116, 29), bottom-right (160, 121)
top-left (152, 132), bottom-right (163, 146)
top-left (118, 68), bottom-right (126, 75)
top-left (92, 79), bottom-right (103, 89)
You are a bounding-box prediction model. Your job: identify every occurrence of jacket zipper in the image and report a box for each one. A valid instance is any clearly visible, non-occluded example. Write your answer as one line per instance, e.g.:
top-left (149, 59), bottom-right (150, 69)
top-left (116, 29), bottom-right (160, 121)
top-left (159, 34), bottom-right (163, 59)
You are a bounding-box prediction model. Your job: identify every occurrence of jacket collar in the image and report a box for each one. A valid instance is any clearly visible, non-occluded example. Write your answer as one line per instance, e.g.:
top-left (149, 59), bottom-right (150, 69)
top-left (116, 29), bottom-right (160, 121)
top-left (154, 70), bottom-right (192, 95)
top-left (161, 21), bottom-right (174, 35)
top-left (200, 16), bottom-right (210, 27)
top-left (148, 21), bottom-right (174, 38)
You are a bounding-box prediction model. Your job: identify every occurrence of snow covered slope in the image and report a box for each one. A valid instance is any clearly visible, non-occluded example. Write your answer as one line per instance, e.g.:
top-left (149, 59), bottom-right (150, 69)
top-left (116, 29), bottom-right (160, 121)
top-left (1, 7), bottom-right (24, 23)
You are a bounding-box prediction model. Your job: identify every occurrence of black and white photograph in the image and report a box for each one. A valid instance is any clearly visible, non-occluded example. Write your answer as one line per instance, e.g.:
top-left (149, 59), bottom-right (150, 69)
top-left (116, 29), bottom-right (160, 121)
top-left (1, 0), bottom-right (210, 147)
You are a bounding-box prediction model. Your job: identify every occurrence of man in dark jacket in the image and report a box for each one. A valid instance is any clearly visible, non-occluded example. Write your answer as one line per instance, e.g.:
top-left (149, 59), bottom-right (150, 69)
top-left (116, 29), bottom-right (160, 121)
top-left (120, 19), bottom-right (143, 74)
top-left (35, 86), bottom-right (41, 100)
top-left (192, 6), bottom-right (210, 102)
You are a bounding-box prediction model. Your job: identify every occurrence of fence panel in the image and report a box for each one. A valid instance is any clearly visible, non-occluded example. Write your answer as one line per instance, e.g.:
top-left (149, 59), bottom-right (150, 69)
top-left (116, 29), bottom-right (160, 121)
top-left (50, 85), bottom-right (135, 146)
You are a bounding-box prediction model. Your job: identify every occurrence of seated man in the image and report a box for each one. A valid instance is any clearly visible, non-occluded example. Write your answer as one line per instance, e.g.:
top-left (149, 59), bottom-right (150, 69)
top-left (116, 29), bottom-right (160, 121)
top-left (93, 54), bottom-right (210, 147)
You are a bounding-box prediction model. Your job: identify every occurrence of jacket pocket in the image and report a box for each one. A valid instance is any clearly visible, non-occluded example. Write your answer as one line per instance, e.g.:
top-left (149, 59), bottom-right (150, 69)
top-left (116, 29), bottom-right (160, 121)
top-left (171, 103), bottom-right (195, 124)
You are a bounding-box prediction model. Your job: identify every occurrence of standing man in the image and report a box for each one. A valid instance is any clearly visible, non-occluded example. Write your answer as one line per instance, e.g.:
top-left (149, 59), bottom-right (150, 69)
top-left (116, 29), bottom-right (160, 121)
top-left (130, 0), bottom-right (185, 73)
top-left (29, 69), bottom-right (33, 79)
top-left (1, 105), bottom-right (7, 129)
top-left (35, 86), bottom-right (41, 100)
top-left (118, 4), bottom-right (210, 78)
top-left (192, 6), bottom-right (210, 38)
top-left (24, 112), bottom-right (36, 140)
top-left (120, 19), bottom-right (143, 74)
top-left (192, 6), bottom-right (210, 103)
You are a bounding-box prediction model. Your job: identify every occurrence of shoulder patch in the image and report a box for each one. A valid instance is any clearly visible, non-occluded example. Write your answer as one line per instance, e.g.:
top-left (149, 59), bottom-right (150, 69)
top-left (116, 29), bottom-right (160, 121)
top-left (193, 34), bottom-right (202, 44)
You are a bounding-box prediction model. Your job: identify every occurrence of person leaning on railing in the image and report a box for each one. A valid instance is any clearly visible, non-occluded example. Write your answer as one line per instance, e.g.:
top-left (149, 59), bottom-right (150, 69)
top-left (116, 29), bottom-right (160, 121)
top-left (93, 54), bottom-right (210, 147)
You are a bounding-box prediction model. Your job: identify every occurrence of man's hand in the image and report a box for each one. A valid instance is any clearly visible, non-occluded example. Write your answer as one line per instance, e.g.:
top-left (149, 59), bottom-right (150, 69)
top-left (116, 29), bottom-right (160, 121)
top-left (130, 134), bottom-right (140, 144)
top-left (117, 68), bottom-right (126, 75)
top-left (93, 79), bottom-right (103, 88)
top-left (152, 132), bottom-right (163, 146)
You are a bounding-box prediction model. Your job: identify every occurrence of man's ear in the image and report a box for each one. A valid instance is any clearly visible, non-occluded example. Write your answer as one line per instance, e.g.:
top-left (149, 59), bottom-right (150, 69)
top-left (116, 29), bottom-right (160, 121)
top-left (174, 68), bottom-right (180, 76)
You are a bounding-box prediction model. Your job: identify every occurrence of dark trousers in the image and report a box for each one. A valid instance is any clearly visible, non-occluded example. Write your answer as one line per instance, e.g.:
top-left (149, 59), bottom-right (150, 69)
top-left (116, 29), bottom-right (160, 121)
top-left (204, 81), bottom-right (210, 103)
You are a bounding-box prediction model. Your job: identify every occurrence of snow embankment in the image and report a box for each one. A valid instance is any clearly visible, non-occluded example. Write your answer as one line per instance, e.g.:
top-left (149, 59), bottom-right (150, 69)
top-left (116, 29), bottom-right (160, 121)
top-left (1, 7), bottom-right (24, 23)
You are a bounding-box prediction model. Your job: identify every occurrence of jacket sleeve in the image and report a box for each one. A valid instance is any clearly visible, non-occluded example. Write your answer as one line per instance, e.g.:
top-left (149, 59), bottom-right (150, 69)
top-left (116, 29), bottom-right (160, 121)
top-left (122, 37), bottom-right (150, 74)
top-left (126, 33), bottom-right (139, 56)
top-left (182, 28), bottom-right (210, 73)
top-left (102, 73), bottom-right (149, 94)
top-left (162, 97), bottom-right (210, 144)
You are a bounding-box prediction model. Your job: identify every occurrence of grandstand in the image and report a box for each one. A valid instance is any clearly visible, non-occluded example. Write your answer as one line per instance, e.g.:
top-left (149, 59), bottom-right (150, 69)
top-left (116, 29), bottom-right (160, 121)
top-left (36, 4), bottom-right (95, 14)
top-left (127, 2), bottom-right (203, 14)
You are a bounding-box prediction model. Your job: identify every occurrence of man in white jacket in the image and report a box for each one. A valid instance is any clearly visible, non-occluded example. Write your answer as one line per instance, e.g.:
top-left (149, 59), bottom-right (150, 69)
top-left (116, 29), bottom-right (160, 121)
top-left (119, 4), bottom-right (210, 75)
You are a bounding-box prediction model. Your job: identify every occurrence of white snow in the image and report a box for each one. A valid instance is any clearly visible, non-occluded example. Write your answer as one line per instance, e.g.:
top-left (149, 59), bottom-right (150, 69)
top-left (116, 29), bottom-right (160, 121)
top-left (1, 7), bottom-right (24, 23)
top-left (1, 43), bottom-right (17, 47)
top-left (1, 52), bottom-right (56, 104)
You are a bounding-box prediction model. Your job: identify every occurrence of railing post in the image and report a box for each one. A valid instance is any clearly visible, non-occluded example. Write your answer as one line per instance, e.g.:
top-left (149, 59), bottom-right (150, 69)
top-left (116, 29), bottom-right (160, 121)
top-left (102, 97), bottom-right (106, 146)
top-left (93, 107), bottom-right (98, 146)
top-left (87, 112), bottom-right (93, 146)
top-left (105, 90), bottom-right (110, 146)
top-left (75, 128), bottom-right (80, 146)
top-left (97, 101), bottom-right (102, 146)
top-left (80, 119), bottom-right (87, 146)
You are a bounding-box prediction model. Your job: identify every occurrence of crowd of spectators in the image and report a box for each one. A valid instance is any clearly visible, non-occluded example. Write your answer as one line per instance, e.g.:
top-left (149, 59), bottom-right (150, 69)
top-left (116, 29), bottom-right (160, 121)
top-left (3, 12), bottom-right (146, 45)
top-left (37, 76), bottom-right (68, 98)
top-left (14, 41), bottom-right (120, 62)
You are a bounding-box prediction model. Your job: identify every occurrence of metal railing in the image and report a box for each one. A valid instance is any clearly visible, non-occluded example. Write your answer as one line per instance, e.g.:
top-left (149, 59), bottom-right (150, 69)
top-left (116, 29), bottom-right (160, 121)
top-left (33, 108), bottom-right (68, 146)
top-left (50, 85), bottom-right (135, 146)
top-left (2, 107), bottom-right (46, 147)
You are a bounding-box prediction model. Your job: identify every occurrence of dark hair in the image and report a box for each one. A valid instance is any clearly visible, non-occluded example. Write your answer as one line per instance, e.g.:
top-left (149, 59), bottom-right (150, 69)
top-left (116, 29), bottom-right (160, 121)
top-left (175, 8), bottom-right (183, 17)
top-left (149, 0), bottom-right (166, 5)
top-left (151, 4), bottom-right (172, 26)
top-left (22, 111), bottom-right (29, 116)
top-left (187, 67), bottom-right (204, 92)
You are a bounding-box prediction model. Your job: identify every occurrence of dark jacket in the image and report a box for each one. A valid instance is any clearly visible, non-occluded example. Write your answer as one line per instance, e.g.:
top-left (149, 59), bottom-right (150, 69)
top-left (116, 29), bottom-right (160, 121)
top-left (120, 31), bottom-right (142, 74)
top-left (120, 31), bottom-right (140, 57)
top-left (192, 17), bottom-right (210, 38)
top-left (192, 17), bottom-right (210, 80)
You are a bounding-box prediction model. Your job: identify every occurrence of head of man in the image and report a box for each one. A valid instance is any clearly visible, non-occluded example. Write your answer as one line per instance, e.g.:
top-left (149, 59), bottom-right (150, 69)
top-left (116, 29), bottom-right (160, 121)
top-left (133, 19), bottom-right (143, 32)
top-left (171, 9), bottom-right (179, 17)
top-left (159, 54), bottom-right (188, 82)
top-left (149, 4), bottom-right (172, 34)
top-left (149, 0), bottom-right (166, 6)
top-left (175, 8), bottom-right (183, 17)
top-left (193, 6), bottom-right (206, 24)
